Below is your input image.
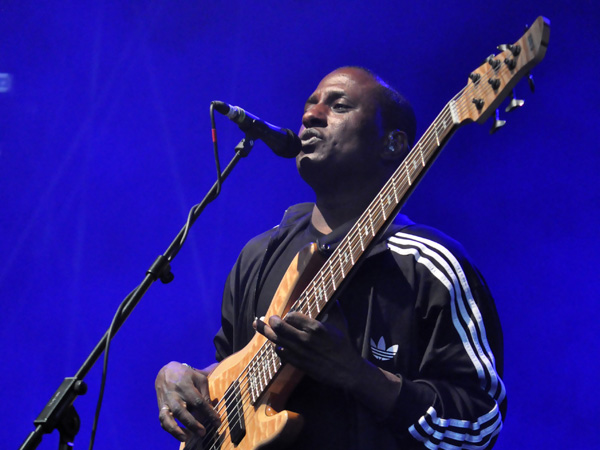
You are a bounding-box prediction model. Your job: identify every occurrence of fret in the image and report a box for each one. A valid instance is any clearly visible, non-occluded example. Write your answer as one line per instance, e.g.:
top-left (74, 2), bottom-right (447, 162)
top-left (259, 353), bottom-right (268, 388)
top-left (434, 125), bottom-right (440, 147)
top-left (379, 192), bottom-right (388, 220)
top-left (315, 279), bottom-right (322, 315)
top-left (306, 283), bottom-right (315, 319)
top-left (254, 358), bottom-right (263, 393)
top-left (315, 276), bottom-right (324, 313)
top-left (339, 251), bottom-right (346, 278)
top-left (391, 174), bottom-right (399, 203)
top-left (358, 225), bottom-right (365, 251)
top-left (294, 295), bottom-right (304, 316)
top-left (404, 160), bottom-right (412, 186)
top-left (270, 346), bottom-right (278, 374)
top-left (326, 267), bottom-right (335, 297)
top-left (419, 142), bottom-right (425, 166)
top-left (411, 155), bottom-right (419, 171)
top-left (249, 358), bottom-right (259, 397)
top-left (441, 109), bottom-right (450, 130)
top-left (266, 353), bottom-right (274, 379)
top-left (329, 260), bottom-right (337, 289)
top-left (368, 208), bottom-right (375, 236)
top-left (247, 369), bottom-right (258, 404)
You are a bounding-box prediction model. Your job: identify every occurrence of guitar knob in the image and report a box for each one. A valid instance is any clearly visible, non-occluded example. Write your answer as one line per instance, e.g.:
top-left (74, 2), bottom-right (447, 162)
top-left (505, 90), bottom-right (525, 113)
top-left (490, 109), bottom-right (506, 134)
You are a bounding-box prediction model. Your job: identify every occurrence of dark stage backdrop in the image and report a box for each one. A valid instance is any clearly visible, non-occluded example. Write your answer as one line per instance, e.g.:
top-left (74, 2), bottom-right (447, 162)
top-left (2, 1), bottom-right (598, 449)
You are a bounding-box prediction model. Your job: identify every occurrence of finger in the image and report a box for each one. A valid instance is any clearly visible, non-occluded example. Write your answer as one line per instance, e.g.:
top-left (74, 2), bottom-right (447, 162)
top-left (171, 401), bottom-right (210, 437)
top-left (255, 315), bottom-right (314, 355)
top-left (254, 316), bottom-right (280, 342)
top-left (159, 404), bottom-right (189, 442)
top-left (186, 387), bottom-right (221, 428)
top-left (275, 313), bottom-right (326, 343)
top-left (283, 311), bottom-right (320, 330)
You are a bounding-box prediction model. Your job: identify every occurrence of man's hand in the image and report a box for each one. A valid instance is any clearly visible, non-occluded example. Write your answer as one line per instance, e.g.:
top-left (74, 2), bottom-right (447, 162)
top-left (253, 310), bottom-right (365, 391)
top-left (155, 361), bottom-right (220, 443)
top-left (253, 310), bottom-right (403, 416)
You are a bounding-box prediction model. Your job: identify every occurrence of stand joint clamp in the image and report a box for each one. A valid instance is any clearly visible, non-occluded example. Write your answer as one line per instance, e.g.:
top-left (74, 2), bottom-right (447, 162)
top-left (147, 255), bottom-right (175, 284)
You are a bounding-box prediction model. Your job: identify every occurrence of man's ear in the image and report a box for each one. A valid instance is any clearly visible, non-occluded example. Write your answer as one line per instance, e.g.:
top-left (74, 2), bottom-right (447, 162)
top-left (380, 130), bottom-right (409, 161)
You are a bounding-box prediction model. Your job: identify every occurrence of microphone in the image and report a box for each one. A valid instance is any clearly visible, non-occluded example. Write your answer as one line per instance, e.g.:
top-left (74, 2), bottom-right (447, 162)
top-left (212, 101), bottom-right (301, 158)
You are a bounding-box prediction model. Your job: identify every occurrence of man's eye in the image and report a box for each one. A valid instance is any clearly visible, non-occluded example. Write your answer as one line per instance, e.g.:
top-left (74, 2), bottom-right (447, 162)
top-left (332, 103), bottom-right (350, 111)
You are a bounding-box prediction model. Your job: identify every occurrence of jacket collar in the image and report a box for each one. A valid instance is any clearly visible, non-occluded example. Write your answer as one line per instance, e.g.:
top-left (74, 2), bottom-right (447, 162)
top-left (277, 202), bottom-right (414, 257)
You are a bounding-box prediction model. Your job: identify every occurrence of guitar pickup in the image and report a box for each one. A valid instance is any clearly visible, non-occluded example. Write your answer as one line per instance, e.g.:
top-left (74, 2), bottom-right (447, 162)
top-left (224, 380), bottom-right (246, 445)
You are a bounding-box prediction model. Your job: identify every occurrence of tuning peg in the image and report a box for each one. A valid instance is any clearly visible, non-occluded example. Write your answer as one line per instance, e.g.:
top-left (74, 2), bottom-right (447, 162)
top-left (528, 73), bottom-right (535, 92)
top-left (486, 55), bottom-right (501, 71)
top-left (490, 109), bottom-right (506, 134)
top-left (505, 90), bottom-right (525, 112)
top-left (497, 44), bottom-right (521, 56)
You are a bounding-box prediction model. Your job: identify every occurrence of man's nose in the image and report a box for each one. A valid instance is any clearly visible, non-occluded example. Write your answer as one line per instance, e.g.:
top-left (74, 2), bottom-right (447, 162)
top-left (302, 104), bottom-right (327, 128)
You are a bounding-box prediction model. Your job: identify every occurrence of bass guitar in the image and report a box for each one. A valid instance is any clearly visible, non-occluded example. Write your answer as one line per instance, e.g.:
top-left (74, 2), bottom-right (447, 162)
top-left (183, 16), bottom-right (550, 450)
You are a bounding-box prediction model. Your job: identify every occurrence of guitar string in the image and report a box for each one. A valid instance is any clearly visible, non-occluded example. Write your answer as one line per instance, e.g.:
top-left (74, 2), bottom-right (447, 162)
top-left (197, 54), bottom-right (521, 448)
top-left (200, 85), bottom-right (472, 449)
top-left (206, 51), bottom-right (507, 421)
top-left (198, 99), bottom-right (457, 448)
top-left (201, 86), bottom-right (476, 450)
top-left (217, 55), bottom-right (516, 398)
top-left (202, 107), bottom-right (475, 450)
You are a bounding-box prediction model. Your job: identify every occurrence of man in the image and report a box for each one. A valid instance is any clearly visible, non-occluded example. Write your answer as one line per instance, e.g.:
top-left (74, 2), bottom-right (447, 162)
top-left (155, 67), bottom-right (506, 449)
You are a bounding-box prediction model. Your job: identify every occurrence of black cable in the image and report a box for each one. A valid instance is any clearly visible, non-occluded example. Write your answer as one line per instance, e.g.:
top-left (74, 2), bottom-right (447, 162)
top-left (85, 103), bottom-right (224, 449)
top-left (173, 102), bottom-right (222, 258)
top-left (87, 287), bottom-right (137, 450)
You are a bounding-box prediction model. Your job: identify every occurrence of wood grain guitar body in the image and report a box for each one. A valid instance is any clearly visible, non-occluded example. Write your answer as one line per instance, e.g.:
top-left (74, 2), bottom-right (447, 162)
top-left (181, 243), bottom-right (325, 450)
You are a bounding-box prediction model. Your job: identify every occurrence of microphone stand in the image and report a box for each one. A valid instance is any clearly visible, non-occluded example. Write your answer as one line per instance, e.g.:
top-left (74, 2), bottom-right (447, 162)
top-left (19, 136), bottom-right (256, 450)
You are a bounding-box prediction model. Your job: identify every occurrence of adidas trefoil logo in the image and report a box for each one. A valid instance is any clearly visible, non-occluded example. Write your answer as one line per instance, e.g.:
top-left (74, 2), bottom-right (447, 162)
top-left (370, 336), bottom-right (398, 361)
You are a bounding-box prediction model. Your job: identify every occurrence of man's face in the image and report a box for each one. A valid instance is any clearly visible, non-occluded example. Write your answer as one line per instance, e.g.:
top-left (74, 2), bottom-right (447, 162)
top-left (296, 68), bottom-right (387, 190)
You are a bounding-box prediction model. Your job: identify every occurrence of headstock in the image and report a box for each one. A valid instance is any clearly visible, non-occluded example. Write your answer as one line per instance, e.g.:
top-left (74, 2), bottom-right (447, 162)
top-left (454, 16), bottom-right (550, 126)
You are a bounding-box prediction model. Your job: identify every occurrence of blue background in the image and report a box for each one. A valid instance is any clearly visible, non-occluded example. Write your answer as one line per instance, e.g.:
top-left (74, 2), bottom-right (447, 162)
top-left (2, 1), bottom-right (598, 449)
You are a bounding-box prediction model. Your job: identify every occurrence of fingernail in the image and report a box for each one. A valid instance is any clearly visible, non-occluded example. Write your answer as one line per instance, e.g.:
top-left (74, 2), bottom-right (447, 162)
top-left (255, 317), bottom-right (266, 333)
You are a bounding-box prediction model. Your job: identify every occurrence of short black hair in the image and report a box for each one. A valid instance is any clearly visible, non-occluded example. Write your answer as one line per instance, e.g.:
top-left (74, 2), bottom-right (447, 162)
top-left (343, 66), bottom-right (417, 148)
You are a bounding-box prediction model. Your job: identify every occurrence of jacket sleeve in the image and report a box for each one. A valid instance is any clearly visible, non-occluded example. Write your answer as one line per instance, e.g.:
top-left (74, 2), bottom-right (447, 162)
top-left (385, 230), bottom-right (506, 449)
top-left (213, 268), bottom-right (236, 362)
top-left (213, 229), bottom-right (275, 362)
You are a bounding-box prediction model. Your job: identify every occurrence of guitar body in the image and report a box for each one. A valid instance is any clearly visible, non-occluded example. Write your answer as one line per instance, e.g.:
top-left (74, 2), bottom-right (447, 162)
top-left (183, 243), bottom-right (326, 450)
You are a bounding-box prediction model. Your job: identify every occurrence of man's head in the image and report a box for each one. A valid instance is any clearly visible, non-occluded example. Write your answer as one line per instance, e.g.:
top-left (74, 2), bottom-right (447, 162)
top-left (296, 67), bottom-right (417, 197)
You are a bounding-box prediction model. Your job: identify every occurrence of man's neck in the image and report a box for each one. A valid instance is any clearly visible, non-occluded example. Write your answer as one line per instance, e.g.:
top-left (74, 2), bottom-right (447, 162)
top-left (310, 189), bottom-right (377, 235)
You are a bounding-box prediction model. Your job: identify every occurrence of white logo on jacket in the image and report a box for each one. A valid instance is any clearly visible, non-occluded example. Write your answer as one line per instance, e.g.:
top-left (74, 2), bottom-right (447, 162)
top-left (370, 336), bottom-right (398, 361)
